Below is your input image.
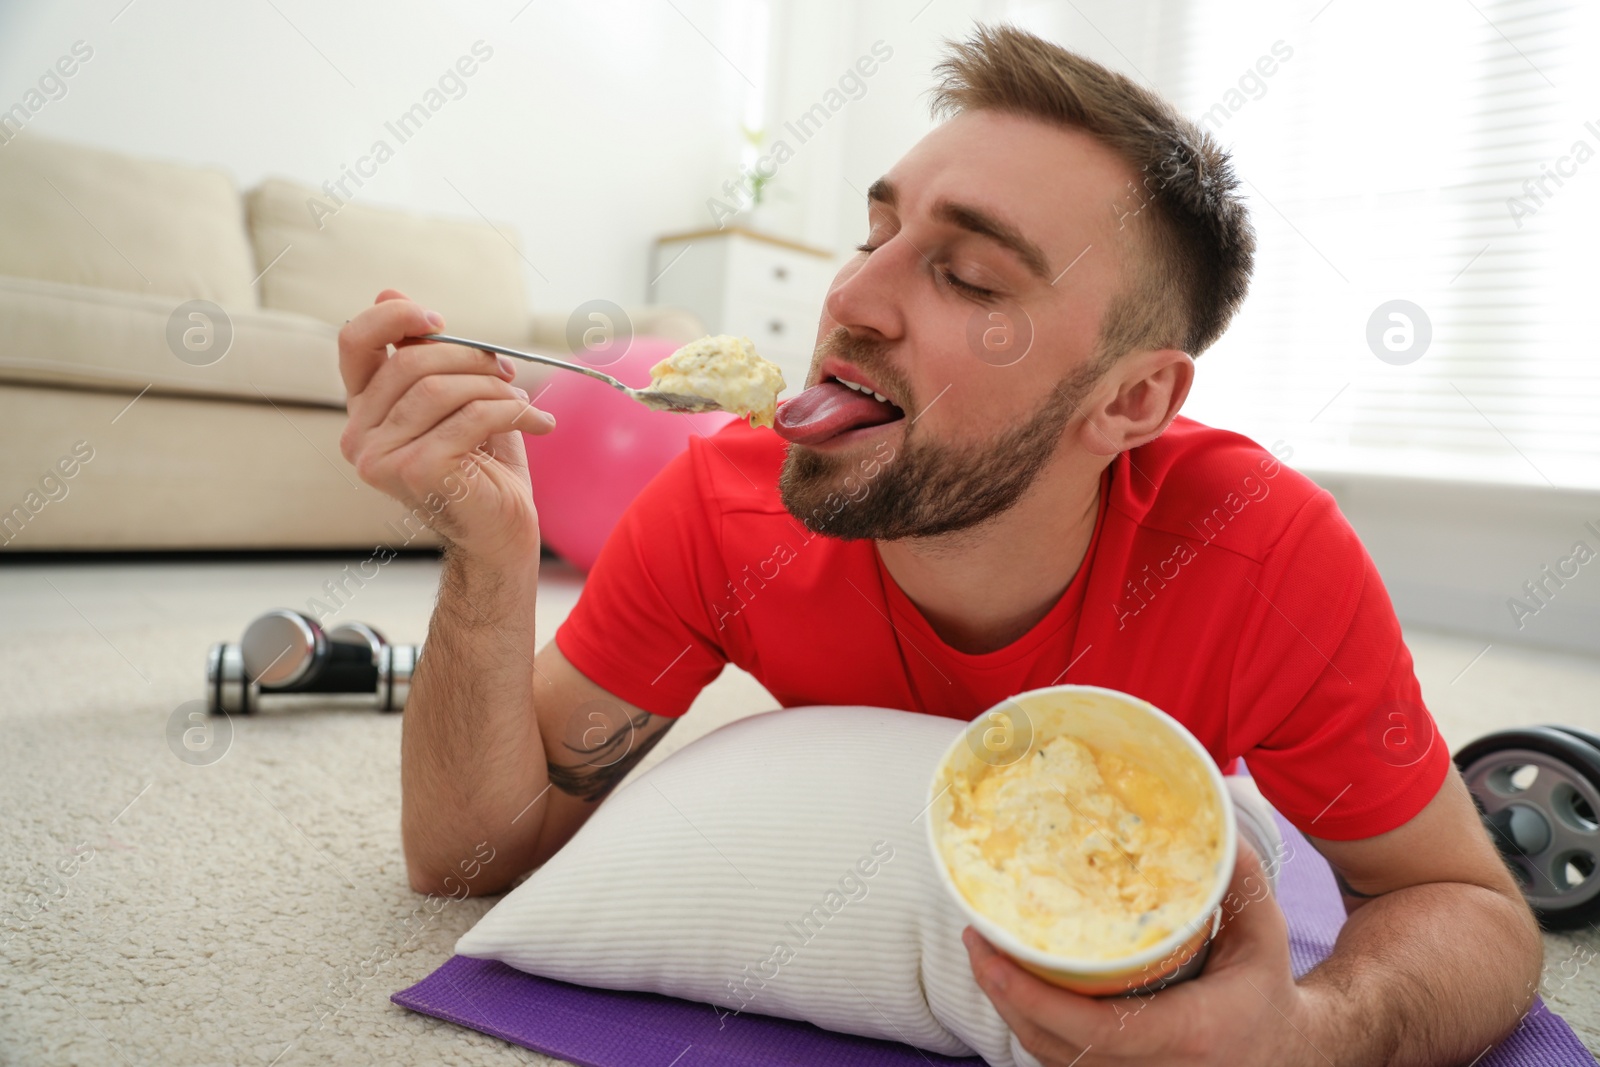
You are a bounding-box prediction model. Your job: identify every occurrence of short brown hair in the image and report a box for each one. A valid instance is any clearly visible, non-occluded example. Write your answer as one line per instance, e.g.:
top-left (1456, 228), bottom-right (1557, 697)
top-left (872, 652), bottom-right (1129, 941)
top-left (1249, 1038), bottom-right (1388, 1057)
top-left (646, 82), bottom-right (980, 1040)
top-left (931, 25), bottom-right (1255, 360)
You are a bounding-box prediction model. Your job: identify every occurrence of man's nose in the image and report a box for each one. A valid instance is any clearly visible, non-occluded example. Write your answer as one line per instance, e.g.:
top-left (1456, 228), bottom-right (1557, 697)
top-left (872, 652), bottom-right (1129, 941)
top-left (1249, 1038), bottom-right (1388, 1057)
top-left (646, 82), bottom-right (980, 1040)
top-left (823, 237), bottom-right (914, 342)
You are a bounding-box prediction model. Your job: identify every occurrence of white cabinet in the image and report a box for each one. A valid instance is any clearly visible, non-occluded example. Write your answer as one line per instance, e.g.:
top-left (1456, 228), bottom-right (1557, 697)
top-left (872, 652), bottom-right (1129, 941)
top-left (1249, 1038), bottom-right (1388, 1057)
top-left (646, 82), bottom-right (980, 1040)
top-left (649, 227), bottom-right (836, 398)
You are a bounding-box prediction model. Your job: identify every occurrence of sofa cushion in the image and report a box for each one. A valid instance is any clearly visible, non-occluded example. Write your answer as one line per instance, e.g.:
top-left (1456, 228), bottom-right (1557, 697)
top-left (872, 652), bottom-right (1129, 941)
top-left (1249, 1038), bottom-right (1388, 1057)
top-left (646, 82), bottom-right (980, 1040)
top-left (0, 135), bottom-right (257, 308)
top-left (247, 178), bottom-right (529, 343)
top-left (0, 382), bottom-right (438, 550)
top-left (0, 274), bottom-right (345, 407)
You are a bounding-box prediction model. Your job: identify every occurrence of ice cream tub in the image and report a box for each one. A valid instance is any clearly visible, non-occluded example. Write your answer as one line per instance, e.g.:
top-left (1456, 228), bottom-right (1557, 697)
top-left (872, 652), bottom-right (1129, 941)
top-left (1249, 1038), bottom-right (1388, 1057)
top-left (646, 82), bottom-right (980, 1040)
top-left (925, 684), bottom-right (1236, 997)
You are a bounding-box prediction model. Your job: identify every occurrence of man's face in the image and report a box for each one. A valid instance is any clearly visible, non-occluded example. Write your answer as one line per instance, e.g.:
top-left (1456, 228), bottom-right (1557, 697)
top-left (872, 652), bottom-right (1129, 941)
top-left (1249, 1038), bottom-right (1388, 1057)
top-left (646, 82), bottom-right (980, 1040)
top-left (778, 109), bottom-right (1140, 540)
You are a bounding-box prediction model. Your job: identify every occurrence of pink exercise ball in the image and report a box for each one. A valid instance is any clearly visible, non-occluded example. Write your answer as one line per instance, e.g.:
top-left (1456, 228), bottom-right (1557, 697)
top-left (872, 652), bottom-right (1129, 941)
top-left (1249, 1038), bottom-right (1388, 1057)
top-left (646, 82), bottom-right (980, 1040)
top-left (523, 336), bottom-right (735, 573)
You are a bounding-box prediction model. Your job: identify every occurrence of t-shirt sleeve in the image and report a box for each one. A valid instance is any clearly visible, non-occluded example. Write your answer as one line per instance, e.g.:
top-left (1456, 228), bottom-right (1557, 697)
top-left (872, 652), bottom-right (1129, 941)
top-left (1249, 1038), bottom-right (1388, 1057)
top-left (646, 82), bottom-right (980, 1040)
top-left (553, 444), bottom-right (730, 717)
top-left (1229, 492), bottom-right (1451, 842)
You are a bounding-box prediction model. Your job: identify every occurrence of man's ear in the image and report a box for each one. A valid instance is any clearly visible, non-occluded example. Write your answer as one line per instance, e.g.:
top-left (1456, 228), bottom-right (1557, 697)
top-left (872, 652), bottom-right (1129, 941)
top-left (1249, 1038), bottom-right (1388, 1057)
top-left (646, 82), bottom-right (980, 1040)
top-left (1075, 348), bottom-right (1193, 457)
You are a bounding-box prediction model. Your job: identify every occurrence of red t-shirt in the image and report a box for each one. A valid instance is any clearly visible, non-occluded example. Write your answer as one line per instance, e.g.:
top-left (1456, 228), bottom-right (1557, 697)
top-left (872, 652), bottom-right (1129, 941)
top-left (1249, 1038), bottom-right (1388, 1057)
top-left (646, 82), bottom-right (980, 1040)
top-left (555, 416), bottom-right (1449, 841)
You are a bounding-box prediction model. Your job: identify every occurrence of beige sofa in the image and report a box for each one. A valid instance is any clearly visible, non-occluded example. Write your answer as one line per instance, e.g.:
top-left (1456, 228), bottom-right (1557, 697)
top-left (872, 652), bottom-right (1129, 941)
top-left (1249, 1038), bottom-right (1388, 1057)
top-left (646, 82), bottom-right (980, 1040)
top-left (0, 136), bottom-right (701, 551)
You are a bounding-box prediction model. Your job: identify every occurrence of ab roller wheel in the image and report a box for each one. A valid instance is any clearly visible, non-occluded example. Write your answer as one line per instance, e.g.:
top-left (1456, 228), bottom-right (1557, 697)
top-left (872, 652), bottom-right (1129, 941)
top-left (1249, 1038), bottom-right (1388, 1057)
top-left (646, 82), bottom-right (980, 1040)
top-left (1457, 725), bottom-right (1600, 931)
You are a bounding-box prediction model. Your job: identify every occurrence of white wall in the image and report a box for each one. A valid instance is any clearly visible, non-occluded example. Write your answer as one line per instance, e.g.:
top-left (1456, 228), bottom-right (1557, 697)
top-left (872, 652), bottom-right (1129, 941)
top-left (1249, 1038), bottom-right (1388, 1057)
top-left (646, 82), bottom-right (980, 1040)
top-left (0, 0), bottom-right (754, 314)
top-left (1317, 475), bottom-right (1600, 658)
top-left (0, 0), bottom-right (1155, 313)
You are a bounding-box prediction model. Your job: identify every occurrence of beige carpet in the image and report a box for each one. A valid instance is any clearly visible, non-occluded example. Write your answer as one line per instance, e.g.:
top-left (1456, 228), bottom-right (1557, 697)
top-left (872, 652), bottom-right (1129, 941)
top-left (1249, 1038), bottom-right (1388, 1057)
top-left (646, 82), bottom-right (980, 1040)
top-left (1, 555), bottom-right (1596, 1065)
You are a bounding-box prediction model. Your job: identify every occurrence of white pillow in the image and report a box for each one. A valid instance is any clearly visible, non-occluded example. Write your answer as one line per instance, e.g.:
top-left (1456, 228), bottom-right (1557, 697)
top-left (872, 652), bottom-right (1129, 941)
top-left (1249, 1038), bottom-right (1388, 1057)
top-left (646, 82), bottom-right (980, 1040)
top-left (456, 706), bottom-right (1043, 1067)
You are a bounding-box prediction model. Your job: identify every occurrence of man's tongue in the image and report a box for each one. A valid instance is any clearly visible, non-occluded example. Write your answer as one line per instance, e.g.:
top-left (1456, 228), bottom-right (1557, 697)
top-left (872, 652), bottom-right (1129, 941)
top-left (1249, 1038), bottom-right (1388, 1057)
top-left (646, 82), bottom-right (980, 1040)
top-left (773, 381), bottom-right (903, 445)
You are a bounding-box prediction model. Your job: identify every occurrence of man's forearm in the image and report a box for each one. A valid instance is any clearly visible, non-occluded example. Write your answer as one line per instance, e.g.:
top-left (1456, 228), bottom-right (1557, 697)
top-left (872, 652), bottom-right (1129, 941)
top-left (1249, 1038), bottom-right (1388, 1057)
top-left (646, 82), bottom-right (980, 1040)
top-left (1294, 881), bottom-right (1543, 1066)
top-left (400, 543), bottom-right (545, 895)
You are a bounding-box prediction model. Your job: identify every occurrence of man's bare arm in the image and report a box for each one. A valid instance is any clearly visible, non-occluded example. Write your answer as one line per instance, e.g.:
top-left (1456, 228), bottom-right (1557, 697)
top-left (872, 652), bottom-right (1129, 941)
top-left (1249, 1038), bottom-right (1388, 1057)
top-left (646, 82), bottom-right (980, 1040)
top-left (401, 550), bottom-right (679, 896)
top-left (1295, 767), bottom-right (1544, 1066)
top-left (399, 545), bottom-right (544, 895)
top-left (523, 641), bottom-right (678, 872)
top-left (334, 290), bottom-right (683, 895)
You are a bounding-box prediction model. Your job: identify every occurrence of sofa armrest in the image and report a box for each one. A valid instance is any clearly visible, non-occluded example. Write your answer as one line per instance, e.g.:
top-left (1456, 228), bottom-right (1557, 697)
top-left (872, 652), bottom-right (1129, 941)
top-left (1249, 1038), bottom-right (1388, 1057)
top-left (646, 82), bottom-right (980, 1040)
top-left (525, 304), bottom-right (706, 353)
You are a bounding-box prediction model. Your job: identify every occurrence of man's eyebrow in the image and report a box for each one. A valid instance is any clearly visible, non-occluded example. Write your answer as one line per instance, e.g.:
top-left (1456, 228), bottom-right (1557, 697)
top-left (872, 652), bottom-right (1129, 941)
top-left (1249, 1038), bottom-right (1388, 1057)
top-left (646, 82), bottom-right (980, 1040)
top-left (865, 179), bottom-right (1053, 282)
top-left (933, 200), bottom-right (1053, 281)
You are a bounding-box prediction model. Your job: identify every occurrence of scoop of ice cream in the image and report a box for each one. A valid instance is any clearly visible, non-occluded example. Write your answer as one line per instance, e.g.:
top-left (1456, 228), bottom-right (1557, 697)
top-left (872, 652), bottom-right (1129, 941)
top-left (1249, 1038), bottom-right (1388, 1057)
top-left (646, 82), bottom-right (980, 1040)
top-left (936, 730), bottom-right (1220, 960)
top-left (648, 335), bottom-right (786, 428)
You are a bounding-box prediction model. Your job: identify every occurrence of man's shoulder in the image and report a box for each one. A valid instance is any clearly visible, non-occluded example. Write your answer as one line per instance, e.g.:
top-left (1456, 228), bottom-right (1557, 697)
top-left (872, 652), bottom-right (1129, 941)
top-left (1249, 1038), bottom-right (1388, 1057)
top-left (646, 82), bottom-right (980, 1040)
top-left (1115, 415), bottom-right (1332, 563)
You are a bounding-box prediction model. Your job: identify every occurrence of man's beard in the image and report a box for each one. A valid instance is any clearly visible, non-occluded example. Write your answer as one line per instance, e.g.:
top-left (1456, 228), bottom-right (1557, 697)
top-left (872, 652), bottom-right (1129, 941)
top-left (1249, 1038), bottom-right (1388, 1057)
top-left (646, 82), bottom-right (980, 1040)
top-left (778, 331), bottom-right (1109, 541)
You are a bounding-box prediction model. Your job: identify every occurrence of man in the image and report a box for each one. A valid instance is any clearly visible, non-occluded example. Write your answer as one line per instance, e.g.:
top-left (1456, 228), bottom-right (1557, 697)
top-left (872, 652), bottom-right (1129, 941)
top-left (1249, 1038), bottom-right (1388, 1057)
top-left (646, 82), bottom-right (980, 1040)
top-left (337, 25), bottom-right (1542, 1067)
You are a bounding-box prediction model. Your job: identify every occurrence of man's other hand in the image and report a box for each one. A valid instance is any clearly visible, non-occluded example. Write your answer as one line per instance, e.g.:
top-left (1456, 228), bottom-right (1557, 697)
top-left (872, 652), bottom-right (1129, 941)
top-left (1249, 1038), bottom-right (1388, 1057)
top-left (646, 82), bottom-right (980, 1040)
top-left (965, 842), bottom-right (1312, 1067)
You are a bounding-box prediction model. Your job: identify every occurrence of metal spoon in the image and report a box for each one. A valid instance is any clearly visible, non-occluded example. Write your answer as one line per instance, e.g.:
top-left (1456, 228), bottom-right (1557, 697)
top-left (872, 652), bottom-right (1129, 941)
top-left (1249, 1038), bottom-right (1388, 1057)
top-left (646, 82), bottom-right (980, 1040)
top-left (417, 333), bottom-right (721, 414)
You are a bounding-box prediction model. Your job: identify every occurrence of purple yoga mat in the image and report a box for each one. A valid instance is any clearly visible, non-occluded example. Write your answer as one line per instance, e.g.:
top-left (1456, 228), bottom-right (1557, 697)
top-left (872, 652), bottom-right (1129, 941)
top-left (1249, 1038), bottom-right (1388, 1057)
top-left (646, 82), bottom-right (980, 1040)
top-left (394, 811), bottom-right (1595, 1067)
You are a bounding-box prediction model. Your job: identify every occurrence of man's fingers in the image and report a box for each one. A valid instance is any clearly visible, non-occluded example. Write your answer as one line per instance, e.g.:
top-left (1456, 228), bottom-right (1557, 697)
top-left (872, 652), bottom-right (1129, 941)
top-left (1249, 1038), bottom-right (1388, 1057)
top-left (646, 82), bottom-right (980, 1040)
top-left (353, 345), bottom-right (519, 437)
top-left (407, 396), bottom-right (551, 460)
top-left (375, 399), bottom-right (545, 488)
top-left (372, 396), bottom-right (550, 483)
top-left (366, 373), bottom-right (547, 454)
top-left (337, 295), bottom-right (446, 397)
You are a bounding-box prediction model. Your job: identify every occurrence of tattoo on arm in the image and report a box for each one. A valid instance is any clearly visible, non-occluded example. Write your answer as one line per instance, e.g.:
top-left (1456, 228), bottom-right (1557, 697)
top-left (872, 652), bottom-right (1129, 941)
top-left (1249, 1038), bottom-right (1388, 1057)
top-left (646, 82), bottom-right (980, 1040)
top-left (547, 710), bottom-right (674, 803)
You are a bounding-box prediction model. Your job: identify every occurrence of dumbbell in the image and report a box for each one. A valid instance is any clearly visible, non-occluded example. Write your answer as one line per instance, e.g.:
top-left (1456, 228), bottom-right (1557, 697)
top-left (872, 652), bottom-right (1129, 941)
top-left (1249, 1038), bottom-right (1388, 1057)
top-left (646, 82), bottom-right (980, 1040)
top-left (206, 609), bottom-right (419, 716)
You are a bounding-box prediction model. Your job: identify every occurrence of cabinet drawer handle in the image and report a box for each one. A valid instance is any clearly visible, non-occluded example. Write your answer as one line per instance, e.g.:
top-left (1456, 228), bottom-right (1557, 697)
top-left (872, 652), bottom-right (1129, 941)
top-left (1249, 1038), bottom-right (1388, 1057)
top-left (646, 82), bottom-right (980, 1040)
top-left (772, 265), bottom-right (788, 281)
